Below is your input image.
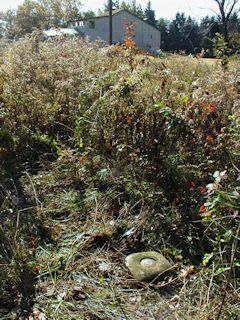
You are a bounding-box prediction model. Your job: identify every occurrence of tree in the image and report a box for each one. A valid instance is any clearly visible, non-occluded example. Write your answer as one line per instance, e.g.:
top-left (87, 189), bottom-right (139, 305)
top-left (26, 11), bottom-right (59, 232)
top-left (0, 10), bottom-right (16, 38)
top-left (158, 18), bottom-right (169, 50)
top-left (39, 0), bottom-right (82, 28)
top-left (167, 13), bottom-right (201, 54)
top-left (228, 11), bottom-right (240, 49)
top-left (82, 10), bottom-right (95, 18)
top-left (168, 12), bottom-right (186, 52)
top-left (3, 0), bottom-right (83, 37)
top-left (144, 1), bottom-right (157, 27)
top-left (104, 1), bottom-right (120, 11)
top-left (199, 16), bottom-right (221, 55)
top-left (0, 18), bottom-right (6, 38)
top-left (13, 0), bottom-right (45, 36)
top-left (119, 1), bottom-right (130, 10)
top-left (183, 16), bottom-right (201, 53)
top-left (129, 0), bottom-right (144, 19)
top-left (213, 0), bottom-right (239, 43)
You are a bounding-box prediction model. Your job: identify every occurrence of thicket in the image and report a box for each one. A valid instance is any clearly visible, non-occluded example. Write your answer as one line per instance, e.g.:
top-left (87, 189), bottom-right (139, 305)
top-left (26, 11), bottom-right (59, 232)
top-left (0, 36), bottom-right (239, 318)
top-left (1, 0), bottom-right (240, 56)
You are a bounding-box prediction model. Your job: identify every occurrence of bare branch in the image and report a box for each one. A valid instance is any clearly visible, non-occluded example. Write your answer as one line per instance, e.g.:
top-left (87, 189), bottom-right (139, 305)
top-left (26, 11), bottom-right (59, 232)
top-left (211, 0), bottom-right (239, 43)
top-left (226, 0), bottom-right (239, 19)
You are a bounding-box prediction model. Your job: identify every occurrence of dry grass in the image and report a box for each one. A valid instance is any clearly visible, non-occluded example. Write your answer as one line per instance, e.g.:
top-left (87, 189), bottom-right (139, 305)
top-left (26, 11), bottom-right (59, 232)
top-left (1, 39), bottom-right (239, 319)
top-left (2, 161), bottom-right (237, 320)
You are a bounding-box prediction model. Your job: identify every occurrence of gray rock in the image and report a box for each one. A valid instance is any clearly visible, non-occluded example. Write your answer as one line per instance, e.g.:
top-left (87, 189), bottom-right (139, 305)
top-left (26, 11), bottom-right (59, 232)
top-left (125, 251), bottom-right (172, 282)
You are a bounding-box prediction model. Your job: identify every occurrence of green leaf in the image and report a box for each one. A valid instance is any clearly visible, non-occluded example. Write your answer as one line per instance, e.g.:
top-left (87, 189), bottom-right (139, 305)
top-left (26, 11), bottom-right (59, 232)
top-left (223, 229), bottom-right (233, 242)
top-left (154, 101), bottom-right (165, 109)
top-left (202, 252), bottom-right (214, 266)
top-left (214, 267), bottom-right (230, 276)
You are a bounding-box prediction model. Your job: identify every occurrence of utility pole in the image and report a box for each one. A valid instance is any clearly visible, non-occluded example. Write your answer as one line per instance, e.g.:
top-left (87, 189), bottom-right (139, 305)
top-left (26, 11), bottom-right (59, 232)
top-left (109, 0), bottom-right (113, 45)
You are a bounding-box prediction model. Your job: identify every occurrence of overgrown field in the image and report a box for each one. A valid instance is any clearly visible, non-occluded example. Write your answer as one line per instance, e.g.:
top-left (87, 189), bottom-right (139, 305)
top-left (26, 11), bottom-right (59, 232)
top-left (0, 35), bottom-right (239, 319)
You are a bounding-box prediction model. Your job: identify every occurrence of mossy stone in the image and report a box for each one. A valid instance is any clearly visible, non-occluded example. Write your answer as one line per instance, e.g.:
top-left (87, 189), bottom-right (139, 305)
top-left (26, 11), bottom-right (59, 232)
top-left (125, 251), bottom-right (172, 282)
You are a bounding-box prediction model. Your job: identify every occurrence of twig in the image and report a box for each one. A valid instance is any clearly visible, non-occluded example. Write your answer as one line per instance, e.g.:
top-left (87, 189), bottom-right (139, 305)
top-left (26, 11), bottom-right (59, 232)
top-left (206, 262), bottom-right (215, 303)
top-left (10, 178), bottom-right (21, 243)
top-left (215, 221), bottom-right (240, 320)
top-left (54, 121), bottom-right (74, 132)
top-left (108, 270), bottom-right (129, 320)
top-left (149, 264), bottom-right (178, 285)
top-left (25, 171), bottom-right (43, 215)
top-left (229, 153), bottom-right (240, 174)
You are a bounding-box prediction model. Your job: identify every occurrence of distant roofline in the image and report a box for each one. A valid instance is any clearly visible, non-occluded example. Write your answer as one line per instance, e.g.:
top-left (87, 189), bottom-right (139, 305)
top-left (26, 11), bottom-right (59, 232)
top-left (68, 8), bottom-right (124, 22)
top-left (68, 9), bottom-right (160, 32)
top-left (43, 28), bottom-right (80, 37)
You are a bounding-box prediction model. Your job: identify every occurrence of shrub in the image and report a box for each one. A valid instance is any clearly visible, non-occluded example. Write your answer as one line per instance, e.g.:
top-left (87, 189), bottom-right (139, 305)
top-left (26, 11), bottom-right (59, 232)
top-left (0, 35), bottom-right (239, 317)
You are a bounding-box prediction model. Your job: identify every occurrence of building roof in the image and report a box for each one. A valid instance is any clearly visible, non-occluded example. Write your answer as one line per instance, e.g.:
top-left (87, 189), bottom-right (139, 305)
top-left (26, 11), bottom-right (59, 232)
top-left (69, 9), bottom-right (160, 32)
top-left (69, 9), bottom-right (125, 21)
top-left (98, 8), bottom-right (125, 17)
top-left (43, 28), bottom-right (79, 37)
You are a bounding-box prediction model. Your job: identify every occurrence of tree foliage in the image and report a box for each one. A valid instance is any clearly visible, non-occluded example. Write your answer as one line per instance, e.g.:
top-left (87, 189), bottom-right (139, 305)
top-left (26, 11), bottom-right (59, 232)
top-left (158, 10), bottom-right (239, 55)
top-left (0, 0), bottom-right (239, 54)
top-left (144, 1), bottom-right (157, 27)
top-left (1, 0), bottom-right (83, 37)
top-left (128, 0), bottom-right (144, 19)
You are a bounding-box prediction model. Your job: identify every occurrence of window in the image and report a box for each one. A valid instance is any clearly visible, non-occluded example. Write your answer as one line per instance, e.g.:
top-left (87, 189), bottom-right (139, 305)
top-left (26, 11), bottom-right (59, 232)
top-left (89, 20), bottom-right (95, 29)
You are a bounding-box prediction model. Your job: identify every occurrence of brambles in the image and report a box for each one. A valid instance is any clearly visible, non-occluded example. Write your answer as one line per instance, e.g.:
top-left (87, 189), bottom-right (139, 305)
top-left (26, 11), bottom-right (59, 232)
top-left (0, 36), bottom-right (239, 318)
top-left (124, 20), bottom-right (138, 71)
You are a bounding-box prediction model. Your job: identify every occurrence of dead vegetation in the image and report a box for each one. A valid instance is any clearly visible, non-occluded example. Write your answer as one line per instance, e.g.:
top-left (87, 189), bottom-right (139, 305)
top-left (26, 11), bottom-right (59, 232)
top-left (0, 37), bottom-right (239, 319)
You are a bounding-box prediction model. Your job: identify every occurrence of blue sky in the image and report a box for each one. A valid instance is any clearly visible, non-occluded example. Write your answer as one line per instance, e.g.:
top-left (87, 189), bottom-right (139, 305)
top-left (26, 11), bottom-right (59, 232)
top-left (0, 0), bottom-right (232, 20)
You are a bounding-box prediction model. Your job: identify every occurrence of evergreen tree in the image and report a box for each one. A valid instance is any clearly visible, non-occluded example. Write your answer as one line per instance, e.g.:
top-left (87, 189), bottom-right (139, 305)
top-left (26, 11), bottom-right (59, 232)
top-left (168, 12), bottom-right (186, 52)
top-left (167, 13), bottom-right (201, 54)
top-left (129, 0), bottom-right (144, 19)
top-left (183, 16), bottom-right (201, 53)
top-left (130, 0), bottom-right (137, 13)
top-left (82, 10), bottom-right (95, 18)
top-left (199, 16), bottom-right (221, 55)
top-left (144, 1), bottom-right (157, 27)
top-left (158, 18), bottom-right (169, 50)
top-left (168, 19), bottom-right (180, 51)
top-left (119, 1), bottom-right (130, 10)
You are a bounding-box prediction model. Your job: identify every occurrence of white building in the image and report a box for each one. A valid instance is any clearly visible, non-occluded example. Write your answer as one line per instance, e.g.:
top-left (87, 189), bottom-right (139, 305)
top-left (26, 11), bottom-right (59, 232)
top-left (43, 28), bottom-right (81, 39)
top-left (69, 9), bottom-right (161, 52)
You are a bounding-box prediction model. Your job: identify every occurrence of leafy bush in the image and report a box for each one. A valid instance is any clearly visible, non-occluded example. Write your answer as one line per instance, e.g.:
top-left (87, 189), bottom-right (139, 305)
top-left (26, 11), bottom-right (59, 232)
top-left (0, 35), bottom-right (239, 317)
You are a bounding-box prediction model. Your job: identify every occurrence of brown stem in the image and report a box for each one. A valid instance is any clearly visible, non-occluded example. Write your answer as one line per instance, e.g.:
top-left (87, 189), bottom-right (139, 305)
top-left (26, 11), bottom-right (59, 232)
top-left (215, 221), bottom-right (240, 320)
